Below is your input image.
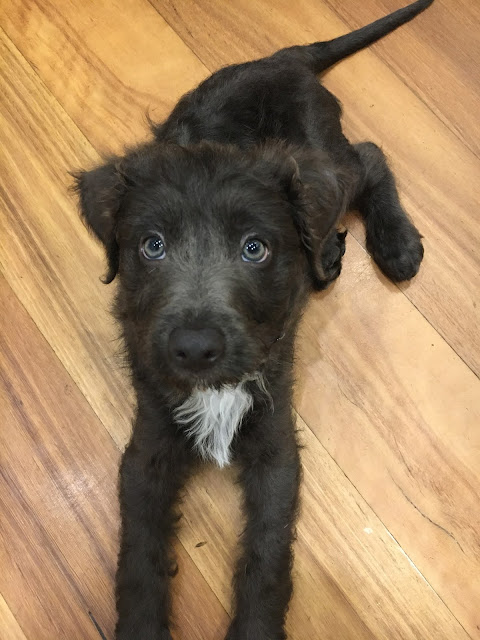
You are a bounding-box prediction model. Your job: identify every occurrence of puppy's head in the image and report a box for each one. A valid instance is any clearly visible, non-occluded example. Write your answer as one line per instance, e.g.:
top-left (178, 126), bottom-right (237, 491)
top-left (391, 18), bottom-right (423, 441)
top-left (74, 142), bottom-right (346, 392)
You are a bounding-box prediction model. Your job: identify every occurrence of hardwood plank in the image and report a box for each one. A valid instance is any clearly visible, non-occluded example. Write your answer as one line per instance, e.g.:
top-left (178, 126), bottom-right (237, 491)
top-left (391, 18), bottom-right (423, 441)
top-left (296, 235), bottom-right (480, 637)
top-left (152, 0), bottom-right (480, 377)
top-left (0, 595), bottom-right (28, 640)
top-left (0, 277), bottom-right (119, 639)
top-left (329, 0), bottom-right (480, 157)
top-left (0, 0), bottom-right (209, 154)
top-left (0, 275), bottom-right (228, 640)
top-left (171, 542), bottom-right (230, 640)
top-left (176, 420), bottom-right (470, 639)
top-left (0, 30), bottom-right (133, 446)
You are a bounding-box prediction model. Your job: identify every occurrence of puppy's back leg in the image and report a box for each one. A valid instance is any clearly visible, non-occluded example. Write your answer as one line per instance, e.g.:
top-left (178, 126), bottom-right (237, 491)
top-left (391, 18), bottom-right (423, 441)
top-left (354, 142), bottom-right (424, 281)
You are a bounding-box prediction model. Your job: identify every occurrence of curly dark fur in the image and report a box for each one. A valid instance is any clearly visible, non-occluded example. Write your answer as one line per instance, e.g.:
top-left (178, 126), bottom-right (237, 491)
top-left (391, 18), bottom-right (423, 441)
top-left (73, 2), bottom-right (432, 638)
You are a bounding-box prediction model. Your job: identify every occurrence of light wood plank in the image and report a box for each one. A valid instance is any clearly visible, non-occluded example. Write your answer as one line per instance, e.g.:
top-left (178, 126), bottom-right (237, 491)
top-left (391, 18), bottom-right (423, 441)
top-left (0, 275), bottom-right (228, 640)
top-left (296, 236), bottom-right (480, 637)
top-left (0, 0), bottom-right (209, 154)
top-left (0, 595), bottom-right (28, 640)
top-left (329, 0), bottom-right (480, 157)
top-left (0, 30), bottom-right (132, 446)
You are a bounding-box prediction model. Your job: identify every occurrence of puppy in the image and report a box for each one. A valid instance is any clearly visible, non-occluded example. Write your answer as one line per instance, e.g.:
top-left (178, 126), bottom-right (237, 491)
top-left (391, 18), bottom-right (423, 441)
top-left (74, 1), bottom-right (432, 637)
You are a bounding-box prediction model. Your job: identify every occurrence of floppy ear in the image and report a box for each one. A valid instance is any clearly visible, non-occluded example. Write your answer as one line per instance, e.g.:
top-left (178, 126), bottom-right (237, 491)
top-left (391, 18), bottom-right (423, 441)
top-left (257, 145), bottom-right (349, 288)
top-left (72, 160), bottom-right (125, 283)
top-left (286, 151), bottom-right (349, 288)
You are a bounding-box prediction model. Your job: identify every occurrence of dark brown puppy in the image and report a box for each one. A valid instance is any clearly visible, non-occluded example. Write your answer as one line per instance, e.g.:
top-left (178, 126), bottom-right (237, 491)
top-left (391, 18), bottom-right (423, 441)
top-left (74, 1), bottom-right (433, 638)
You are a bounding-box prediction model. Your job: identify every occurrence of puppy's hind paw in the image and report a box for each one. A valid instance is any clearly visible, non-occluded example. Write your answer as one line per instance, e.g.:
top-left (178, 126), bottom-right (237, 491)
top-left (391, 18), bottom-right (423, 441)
top-left (316, 229), bottom-right (347, 290)
top-left (369, 223), bottom-right (424, 282)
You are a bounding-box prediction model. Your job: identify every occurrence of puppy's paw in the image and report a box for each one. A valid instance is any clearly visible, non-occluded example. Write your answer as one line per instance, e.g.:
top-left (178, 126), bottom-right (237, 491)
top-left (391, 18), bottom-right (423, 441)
top-left (316, 229), bottom-right (347, 290)
top-left (226, 622), bottom-right (286, 640)
top-left (368, 222), bottom-right (424, 282)
top-left (116, 625), bottom-right (173, 640)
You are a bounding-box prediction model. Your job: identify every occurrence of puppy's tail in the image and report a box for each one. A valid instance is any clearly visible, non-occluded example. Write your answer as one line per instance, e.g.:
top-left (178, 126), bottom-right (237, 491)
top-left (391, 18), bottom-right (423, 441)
top-left (283, 0), bottom-right (434, 73)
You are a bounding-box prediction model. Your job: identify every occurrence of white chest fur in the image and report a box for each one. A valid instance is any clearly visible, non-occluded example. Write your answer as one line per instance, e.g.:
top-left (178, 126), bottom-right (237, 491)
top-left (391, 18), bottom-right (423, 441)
top-left (173, 384), bottom-right (253, 467)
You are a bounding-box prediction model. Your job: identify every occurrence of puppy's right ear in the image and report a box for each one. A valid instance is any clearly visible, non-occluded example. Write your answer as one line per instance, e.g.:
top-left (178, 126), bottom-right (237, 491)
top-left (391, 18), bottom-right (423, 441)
top-left (72, 160), bottom-right (125, 283)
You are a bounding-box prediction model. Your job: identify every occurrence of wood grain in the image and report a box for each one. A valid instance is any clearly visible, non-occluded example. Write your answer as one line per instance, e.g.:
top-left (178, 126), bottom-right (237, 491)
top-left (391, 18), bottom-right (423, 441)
top-left (1, 1), bottom-right (479, 639)
top-left (297, 236), bottom-right (480, 637)
top-left (0, 276), bottom-right (119, 639)
top-left (0, 0), bottom-right (209, 154)
top-left (329, 0), bottom-right (480, 157)
top-left (0, 30), bottom-right (133, 446)
top-left (0, 595), bottom-right (28, 640)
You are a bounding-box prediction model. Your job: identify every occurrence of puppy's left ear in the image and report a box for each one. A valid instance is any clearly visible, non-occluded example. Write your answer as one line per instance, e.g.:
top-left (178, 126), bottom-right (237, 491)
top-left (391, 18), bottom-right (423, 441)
top-left (286, 151), bottom-right (350, 289)
top-left (72, 160), bottom-right (125, 283)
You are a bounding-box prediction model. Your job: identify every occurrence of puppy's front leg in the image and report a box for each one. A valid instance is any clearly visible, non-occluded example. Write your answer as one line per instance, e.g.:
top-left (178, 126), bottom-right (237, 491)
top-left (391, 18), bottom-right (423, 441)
top-left (115, 411), bottom-right (192, 640)
top-left (227, 412), bottom-right (301, 640)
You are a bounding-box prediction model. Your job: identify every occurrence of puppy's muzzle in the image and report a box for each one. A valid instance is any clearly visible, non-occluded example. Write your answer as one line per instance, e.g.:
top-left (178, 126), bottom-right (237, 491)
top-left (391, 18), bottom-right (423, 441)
top-left (168, 327), bottom-right (226, 372)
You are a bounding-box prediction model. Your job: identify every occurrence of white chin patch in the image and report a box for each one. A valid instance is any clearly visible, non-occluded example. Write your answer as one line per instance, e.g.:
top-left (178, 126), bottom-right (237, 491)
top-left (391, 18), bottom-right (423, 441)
top-left (173, 383), bottom-right (253, 467)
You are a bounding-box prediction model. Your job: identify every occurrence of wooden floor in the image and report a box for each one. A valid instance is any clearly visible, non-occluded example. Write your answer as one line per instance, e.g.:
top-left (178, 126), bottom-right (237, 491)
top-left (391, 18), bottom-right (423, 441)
top-left (1, 1), bottom-right (479, 638)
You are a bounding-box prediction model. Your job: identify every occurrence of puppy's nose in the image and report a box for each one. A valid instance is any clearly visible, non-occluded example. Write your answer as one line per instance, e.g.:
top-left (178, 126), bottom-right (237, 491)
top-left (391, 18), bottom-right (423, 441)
top-left (168, 328), bottom-right (225, 371)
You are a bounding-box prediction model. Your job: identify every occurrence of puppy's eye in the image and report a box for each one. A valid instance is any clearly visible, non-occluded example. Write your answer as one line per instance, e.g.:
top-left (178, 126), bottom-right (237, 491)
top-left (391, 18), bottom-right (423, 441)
top-left (141, 235), bottom-right (166, 260)
top-left (242, 238), bottom-right (269, 263)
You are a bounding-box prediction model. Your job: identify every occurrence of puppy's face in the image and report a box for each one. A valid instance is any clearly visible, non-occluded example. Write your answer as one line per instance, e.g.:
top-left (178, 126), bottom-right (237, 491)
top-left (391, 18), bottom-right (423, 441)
top-left (75, 142), bottom-right (343, 392)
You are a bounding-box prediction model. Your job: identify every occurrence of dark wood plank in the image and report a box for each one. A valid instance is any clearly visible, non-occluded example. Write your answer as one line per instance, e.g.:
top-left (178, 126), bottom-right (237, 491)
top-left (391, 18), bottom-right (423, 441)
top-left (0, 29), bottom-right (133, 446)
top-left (0, 277), bottom-right (119, 639)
